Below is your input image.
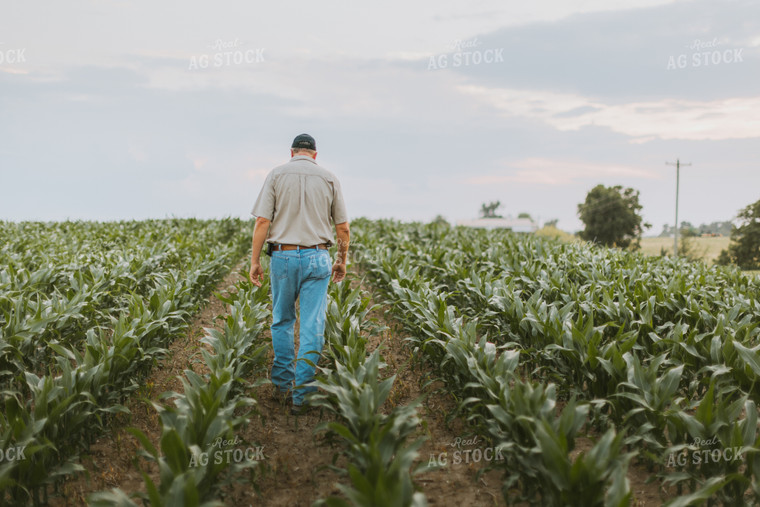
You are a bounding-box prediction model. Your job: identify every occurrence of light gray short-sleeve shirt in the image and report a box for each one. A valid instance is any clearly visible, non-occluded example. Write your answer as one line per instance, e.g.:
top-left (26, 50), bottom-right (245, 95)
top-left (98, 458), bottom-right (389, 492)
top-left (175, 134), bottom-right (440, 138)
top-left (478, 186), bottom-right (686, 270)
top-left (251, 155), bottom-right (348, 246)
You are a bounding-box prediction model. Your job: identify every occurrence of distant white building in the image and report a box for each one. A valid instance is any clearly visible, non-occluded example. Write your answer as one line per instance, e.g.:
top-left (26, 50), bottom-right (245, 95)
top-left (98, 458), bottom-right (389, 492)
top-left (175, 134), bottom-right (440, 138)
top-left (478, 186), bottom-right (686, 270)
top-left (457, 216), bottom-right (539, 233)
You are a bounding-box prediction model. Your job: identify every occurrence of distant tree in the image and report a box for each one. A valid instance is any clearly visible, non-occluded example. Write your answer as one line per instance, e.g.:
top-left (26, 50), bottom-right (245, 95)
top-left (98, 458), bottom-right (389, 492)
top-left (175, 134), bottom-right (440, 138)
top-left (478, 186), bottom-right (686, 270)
top-left (517, 212), bottom-right (533, 220)
top-left (431, 214), bottom-right (450, 226)
top-left (577, 184), bottom-right (650, 250)
top-left (678, 234), bottom-right (706, 262)
top-left (662, 220), bottom-right (733, 238)
top-left (545, 218), bottom-right (559, 228)
top-left (699, 221), bottom-right (733, 236)
top-left (659, 223), bottom-right (673, 238)
top-left (680, 221), bottom-right (698, 237)
top-left (716, 199), bottom-right (760, 269)
top-left (715, 221), bottom-right (733, 236)
top-left (480, 201), bottom-right (503, 218)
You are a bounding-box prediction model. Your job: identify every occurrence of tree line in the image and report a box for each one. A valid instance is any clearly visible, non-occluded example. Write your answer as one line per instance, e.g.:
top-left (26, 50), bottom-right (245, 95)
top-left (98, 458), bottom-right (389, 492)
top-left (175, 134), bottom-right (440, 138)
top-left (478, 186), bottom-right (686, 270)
top-left (659, 221), bottom-right (733, 238)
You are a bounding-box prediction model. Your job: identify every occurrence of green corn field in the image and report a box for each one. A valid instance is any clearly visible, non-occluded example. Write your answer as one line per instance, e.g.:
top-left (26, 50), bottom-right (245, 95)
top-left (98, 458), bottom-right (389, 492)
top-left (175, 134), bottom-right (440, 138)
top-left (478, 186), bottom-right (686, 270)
top-left (1, 217), bottom-right (759, 506)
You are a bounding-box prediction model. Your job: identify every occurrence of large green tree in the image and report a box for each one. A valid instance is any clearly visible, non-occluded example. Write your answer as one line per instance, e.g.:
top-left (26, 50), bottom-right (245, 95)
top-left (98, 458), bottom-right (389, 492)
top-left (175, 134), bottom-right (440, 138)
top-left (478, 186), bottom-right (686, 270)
top-left (577, 184), bottom-right (650, 249)
top-left (716, 198), bottom-right (760, 269)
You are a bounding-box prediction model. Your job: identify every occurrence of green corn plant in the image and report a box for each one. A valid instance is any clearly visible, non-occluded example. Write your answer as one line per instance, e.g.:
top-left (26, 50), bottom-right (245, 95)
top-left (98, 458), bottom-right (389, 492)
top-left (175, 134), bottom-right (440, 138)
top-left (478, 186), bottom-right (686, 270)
top-left (313, 350), bottom-right (394, 441)
top-left (531, 420), bottom-right (633, 506)
top-left (311, 274), bottom-right (428, 506)
top-left (315, 404), bottom-right (428, 507)
top-left (129, 368), bottom-right (258, 505)
top-left (614, 353), bottom-right (686, 461)
top-left (313, 351), bottom-right (428, 507)
top-left (663, 383), bottom-right (760, 505)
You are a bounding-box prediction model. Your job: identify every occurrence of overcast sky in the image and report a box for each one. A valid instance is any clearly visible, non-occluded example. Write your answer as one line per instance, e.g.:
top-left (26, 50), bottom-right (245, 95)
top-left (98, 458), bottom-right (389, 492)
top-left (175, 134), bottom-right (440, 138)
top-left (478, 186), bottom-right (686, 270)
top-left (1, 0), bottom-right (758, 233)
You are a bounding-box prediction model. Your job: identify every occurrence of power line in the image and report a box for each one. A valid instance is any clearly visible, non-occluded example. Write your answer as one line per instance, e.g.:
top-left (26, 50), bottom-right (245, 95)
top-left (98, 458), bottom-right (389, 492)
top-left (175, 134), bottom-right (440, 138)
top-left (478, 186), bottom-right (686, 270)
top-left (666, 159), bottom-right (692, 256)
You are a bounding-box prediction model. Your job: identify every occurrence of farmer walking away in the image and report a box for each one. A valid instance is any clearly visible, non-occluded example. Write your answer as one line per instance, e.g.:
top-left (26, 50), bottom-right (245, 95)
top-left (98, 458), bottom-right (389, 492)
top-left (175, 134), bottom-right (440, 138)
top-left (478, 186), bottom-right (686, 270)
top-left (249, 133), bottom-right (350, 415)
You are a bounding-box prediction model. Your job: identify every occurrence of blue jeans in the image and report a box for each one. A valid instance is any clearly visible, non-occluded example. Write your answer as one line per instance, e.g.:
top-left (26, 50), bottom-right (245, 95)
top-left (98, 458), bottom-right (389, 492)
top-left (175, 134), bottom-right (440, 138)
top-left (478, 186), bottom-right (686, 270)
top-left (270, 248), bottom-right (331, 405)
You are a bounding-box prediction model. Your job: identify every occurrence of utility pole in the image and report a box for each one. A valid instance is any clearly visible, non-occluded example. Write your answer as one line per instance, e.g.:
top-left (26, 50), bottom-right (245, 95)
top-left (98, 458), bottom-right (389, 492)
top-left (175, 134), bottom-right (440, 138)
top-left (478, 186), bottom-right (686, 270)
top-left (666, 159), bottom-right (691, 256)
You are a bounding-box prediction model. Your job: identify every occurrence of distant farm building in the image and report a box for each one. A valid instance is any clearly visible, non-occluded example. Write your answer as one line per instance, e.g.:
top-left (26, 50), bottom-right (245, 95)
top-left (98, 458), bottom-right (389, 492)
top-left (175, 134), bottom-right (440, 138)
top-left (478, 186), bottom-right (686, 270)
top-left (457, 217), bottom-right (539, 233)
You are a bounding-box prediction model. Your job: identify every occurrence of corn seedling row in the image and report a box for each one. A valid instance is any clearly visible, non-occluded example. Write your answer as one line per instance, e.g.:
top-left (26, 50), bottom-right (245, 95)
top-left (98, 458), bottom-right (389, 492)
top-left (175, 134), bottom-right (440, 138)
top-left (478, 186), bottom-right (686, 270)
top-left (89, 273), bottom-right (271, 507)
top-left (0, 219), bottom-right (250, 505)
top-left (310, 279), bottom-right (429, 507)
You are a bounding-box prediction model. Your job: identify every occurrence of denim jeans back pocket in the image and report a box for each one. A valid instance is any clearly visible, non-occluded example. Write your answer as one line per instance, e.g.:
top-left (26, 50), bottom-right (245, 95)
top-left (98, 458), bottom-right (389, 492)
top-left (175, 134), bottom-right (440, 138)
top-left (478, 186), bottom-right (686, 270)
top-left (271, 254), bottom-right (289, 280)
top-left (305, 252), bottom-right (331, 280)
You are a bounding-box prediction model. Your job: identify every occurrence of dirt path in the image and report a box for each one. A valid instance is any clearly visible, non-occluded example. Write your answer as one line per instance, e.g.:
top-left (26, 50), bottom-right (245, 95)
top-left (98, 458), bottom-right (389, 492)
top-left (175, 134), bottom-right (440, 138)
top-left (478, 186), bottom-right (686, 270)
top-left (362, 285), bottom-right (506, 506)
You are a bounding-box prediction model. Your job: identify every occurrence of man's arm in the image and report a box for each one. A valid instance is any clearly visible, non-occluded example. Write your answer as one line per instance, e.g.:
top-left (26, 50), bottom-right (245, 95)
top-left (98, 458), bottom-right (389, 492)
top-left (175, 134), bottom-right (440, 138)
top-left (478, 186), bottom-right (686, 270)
top-left (249, 217), bottom-right (271, 287)
top-left (332, 221), bottom-right (350, 283)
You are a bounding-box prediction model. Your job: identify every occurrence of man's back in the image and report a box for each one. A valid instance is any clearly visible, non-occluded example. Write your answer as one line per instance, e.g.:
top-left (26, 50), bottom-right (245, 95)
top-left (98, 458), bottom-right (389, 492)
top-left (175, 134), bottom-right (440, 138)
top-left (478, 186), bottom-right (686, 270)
top-left (252, 156), bottom-right (347, 247)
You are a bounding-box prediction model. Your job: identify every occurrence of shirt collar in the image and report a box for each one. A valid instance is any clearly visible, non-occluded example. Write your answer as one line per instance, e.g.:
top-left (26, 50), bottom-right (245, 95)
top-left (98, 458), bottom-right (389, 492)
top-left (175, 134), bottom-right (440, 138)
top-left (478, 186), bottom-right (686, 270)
top-left (290, 155), bottom-right (317, 164)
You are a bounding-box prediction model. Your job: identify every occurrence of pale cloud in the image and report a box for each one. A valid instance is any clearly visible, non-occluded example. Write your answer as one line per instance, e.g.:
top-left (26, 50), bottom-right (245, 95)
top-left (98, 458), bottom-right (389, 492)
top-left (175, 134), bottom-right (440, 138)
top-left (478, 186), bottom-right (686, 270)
top-left (384, 51), bottom-right (436, 62)
top-left (0, 67), bottom-right (28, 75)
top-left (190, 156), bottom-right (208, 171)
top-left (150, 160), bottom-right (271, 217)
top-left (340, 176), bottom-right (401, 202)
top-left (0, 0), bottom-right (683, 79)
top-left (465, 158), bottom-right (662, 186)
top-left (128, 143), bottom-right (148, 163)
top-left (244, 167), bottom-right (270, 182)
top-left (65, 94), bottom-right (103, 103)
top-left (458, 85), bottom-right (760, 141)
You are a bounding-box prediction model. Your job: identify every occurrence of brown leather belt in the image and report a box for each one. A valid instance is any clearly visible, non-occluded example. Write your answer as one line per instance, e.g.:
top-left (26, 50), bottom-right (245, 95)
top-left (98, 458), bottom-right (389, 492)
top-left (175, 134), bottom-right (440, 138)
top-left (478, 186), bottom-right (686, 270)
top-left (271, 243), bottom-right (329, 251)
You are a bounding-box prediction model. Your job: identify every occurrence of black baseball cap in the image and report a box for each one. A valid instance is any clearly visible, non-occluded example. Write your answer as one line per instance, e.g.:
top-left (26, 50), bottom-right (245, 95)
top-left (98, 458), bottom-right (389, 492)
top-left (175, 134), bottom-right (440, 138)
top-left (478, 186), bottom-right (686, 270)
top-left (291, 133), bottom-right (317, 151)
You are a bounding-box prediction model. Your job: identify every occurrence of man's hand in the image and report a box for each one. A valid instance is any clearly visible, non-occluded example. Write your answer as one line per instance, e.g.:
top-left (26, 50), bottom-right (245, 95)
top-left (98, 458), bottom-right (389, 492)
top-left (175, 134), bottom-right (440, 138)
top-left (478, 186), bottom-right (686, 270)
top-left (331, 262), bottom-right (346, 283)
top-left (250, 261), bottom-right (264, 287)
top-left (332, 221), bottom-right (350, 283)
